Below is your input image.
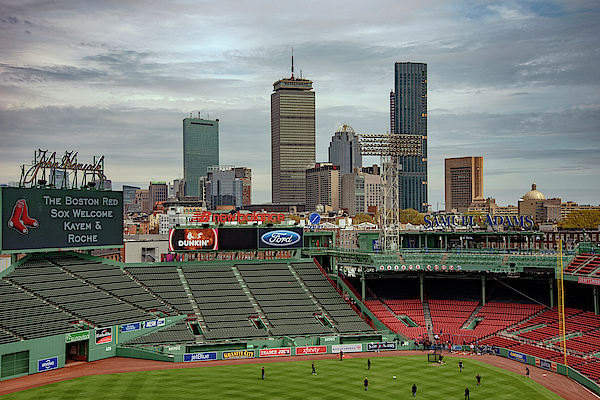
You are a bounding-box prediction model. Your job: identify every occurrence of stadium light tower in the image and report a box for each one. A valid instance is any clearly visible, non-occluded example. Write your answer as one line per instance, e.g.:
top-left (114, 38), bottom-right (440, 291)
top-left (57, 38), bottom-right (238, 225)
top-left (358, 133), bottom-right (422, 251)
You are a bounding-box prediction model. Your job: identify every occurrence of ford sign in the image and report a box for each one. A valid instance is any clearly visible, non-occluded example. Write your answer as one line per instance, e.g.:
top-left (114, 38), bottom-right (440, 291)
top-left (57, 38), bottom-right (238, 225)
top-left (259, 229), bottom-right (302, 248)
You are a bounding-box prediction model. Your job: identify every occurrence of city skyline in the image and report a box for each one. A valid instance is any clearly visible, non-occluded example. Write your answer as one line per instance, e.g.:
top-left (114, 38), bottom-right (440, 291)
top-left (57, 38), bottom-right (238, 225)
top-left (1, 1), bottom-right (599, 208)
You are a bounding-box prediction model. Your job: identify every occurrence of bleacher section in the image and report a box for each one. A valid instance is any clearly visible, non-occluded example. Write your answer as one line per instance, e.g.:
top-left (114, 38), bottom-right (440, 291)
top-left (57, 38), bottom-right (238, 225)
top-left (292, 262), bottom-right (373, 333)
top-left (124, 265), bottom-right (194, 314)
top-left (479, 306), bottom-right (600, 383)
top-left (365, 299), bottom-right (427, 339)
top-left (466, 302), bottom-right (544, 342)
top-left (429, 299), bottom-right (479, 340)
top-left (123, 319), bottom-right (195, 345)
top-left (0, 280), bottom-right (79, 341)
top-left (237, 263), bottom-right (331, 336)
top-left (182, 264), bottom-right (268, 340)
top-left (52, 253), bottom-right (170, 314)
top-left (565, 254), bottom-right (600, 275)
top-left (4, 256), bottom-right (155, 327)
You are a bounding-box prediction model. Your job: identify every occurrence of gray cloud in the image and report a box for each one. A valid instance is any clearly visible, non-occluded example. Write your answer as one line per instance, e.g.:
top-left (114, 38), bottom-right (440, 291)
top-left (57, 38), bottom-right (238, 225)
top-left (0, 0), bottom-right (599, 206)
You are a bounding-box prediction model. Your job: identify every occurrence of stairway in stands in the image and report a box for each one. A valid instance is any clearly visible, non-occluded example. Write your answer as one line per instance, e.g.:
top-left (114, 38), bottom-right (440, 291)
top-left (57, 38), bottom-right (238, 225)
top-left (422, 298), bottom-right (434, 341)
top-left (176, 267), bottom-right (206, 341)
top-left (287, 265), bottom-right (339, 332)
top-left (461, 303), bottom-right (484, 329)
top-left (231, 266), bottom-right (273, 334)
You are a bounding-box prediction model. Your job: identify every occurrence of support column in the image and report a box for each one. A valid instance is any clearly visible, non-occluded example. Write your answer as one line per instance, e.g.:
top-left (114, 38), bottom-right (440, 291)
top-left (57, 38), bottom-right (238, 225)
top-left (11, 253), bottom-right (18, 266)
top-left (549, 276), bottom-right (555, 309)
top-left (481, 273), bottom-right (486, 306)
top-left (419, 274), bottom-right (424, 302)
top-left (594, 287), bottom-right (599, 316)
top-left (361, 267), bottom-right (366, 301)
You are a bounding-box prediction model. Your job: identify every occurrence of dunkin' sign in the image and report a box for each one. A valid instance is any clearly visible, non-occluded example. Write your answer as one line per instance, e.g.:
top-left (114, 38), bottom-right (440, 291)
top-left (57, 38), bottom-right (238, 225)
top-left (169, 228), bottom-right (218, 251)
top-left (296, 346), bottom-right (327, 355)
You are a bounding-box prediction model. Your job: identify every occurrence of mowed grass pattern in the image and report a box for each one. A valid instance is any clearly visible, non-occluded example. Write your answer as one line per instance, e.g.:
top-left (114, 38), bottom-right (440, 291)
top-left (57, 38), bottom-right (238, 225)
top-left (3, 355), bottom-right (562, 400)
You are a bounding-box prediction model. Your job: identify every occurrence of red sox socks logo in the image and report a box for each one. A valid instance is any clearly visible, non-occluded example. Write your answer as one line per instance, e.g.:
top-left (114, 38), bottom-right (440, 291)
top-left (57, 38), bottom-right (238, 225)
top-left (8, 199), bottom-right (39, 235)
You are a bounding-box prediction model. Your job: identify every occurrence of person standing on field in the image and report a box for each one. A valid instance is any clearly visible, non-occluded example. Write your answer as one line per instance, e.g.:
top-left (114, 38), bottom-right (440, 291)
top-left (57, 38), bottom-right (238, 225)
top-left (262, 367), bottom-right (265, 380)
top-left (367, 358), bottom-right (371, 370)
top-left (412, 383), bottom-right (417, 397)
top-left (364, 377), bottom-right (369, 391)
top-left (476, 374), bottom-right (481, 386)
top-left (312, 361), bottom-right (316, 375)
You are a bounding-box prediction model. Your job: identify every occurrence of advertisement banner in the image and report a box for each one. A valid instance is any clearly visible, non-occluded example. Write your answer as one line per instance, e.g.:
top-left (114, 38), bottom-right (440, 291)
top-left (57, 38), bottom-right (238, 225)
top-left (169, 228), bottom-right (218, 251)
top-left (536, 358), bottom-right (557, 372)
top-left (1, 187), bottom-right (123, 252)
top-left (578, 276), bottom-right (600, 286)
top-left (120, 322), bottom-right (141, 333)
top-left (258, 227), bottom-right (303, 249)
top-left (508, 351), bottom-right (527, 363)
top-left (367, 342), bottom-right (397, 351)
top-left (183, 352), bottom-right (217, 362)
top-left (95, 327), bottom-right (113, 345)
top-left (332, 344), bottom-right (362, 353)
top-left (222, 350), bottom-right (254, 360)
top-left (259, 348), bottom-right (291, 357)
top-left (37, 357), bottom-right (59, 372)
top-left (143, 318), bottom-right (165, 329)
top-left (65, 331), bottom-right (90, 343)
top-left (218, 227), bottom-right (258, 250)
top-left (296, 346), bottom-right (327, 355)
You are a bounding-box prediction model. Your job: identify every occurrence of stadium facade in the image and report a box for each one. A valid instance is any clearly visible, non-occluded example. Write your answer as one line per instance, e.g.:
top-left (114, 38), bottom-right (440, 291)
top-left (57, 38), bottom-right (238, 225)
top-left (1, 185), bottom-right (600, 395)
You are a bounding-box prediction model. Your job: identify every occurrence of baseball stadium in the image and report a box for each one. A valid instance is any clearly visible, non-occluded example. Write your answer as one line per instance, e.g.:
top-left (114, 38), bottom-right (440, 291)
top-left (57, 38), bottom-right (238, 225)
top-left (1, 184), bottom-right (600, 399)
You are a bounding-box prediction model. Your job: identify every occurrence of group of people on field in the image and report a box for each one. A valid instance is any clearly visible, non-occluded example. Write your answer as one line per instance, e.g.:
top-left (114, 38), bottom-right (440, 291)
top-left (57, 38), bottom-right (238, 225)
top-left (261, 357), bottom-right (494, 398)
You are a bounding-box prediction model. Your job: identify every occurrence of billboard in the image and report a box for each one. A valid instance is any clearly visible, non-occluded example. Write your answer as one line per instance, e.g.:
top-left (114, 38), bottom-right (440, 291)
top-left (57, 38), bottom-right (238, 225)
top-left (37, 357), bottom-right (59, 372)
top-left (258, 227), bottom-right (303, 249)
top-left (218, 227), bottom-right (257, 250)
top-left (259, 348), bottom-right (291, 357)
top-left (222, 350), bottom-right (254, 359)
top-left (296, 346), bottom-right (327, 355)
top-left (367, 342), bottom-right (397, 351)
top-left (168, 228), bottom-right (218, 251)
top-left (183, 352), bottom-right (217, 362)
top-left (508, 350), bottom-right (527, 363)
top-left (332, 344), bottom-right (362, 353)
top-left (95, 327), bottom-right (113, 345)
top-left (1, 187), bottom-right (123, 252)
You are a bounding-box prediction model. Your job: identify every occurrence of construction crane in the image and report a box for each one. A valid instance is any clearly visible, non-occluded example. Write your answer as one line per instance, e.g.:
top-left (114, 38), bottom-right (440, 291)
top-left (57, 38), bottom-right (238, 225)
top-left (358, 133), bottom-right (423, 251)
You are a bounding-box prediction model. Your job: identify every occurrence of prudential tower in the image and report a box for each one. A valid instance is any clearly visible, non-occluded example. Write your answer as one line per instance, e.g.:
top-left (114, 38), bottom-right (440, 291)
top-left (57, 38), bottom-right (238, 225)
top-left (271, 52), bottom-right (315, 205)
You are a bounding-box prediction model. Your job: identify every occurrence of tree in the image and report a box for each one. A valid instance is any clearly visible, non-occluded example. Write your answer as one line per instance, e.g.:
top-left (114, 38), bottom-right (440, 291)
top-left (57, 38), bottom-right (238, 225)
top-left (400, 208), bottom-right (425, 225)
top-left (559, 210), bottom-right (600, 229)
top-left (353, 213), bottom-right (375, 224)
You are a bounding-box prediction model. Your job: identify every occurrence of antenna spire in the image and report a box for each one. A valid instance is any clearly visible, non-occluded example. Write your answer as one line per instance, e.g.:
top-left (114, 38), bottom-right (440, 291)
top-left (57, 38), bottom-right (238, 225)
top-left (291, 47), bottom-right (294, 79)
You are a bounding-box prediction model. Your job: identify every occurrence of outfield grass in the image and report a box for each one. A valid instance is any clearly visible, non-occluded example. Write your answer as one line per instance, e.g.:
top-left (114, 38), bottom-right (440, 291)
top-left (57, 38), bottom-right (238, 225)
top-left (3, 355), bottom-right (562, 399)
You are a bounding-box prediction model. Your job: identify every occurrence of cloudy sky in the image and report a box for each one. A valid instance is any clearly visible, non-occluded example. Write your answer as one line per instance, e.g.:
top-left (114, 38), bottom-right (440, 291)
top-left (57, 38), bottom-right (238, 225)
top-left (1, 0), bottom-right (599, 208)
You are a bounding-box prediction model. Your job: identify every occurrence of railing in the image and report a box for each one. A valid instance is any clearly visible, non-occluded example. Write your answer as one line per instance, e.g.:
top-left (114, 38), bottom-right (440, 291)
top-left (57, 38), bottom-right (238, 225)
top-left (312, 258), bottom-right (375, 330)
top-left (339, 274), bottom-right (362, 302)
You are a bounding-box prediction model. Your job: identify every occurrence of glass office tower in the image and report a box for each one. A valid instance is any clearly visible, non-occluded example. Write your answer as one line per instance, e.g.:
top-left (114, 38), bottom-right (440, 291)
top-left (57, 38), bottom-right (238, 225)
top-left (183, 117), bottom-right (219, 198)
top-left (392, 62), bottom-right (428, 213)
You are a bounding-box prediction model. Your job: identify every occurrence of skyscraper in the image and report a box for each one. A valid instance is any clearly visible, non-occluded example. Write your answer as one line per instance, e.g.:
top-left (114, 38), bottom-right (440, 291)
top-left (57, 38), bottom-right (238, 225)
top-left (183, 115), bottom-right (219, 198)
top-left (233, 167), bottom-right (252, 206)
top-left (328, 124), bottom-right (362, 175)
top-left (149, 181), bottom-right (168, 212)
top-left (271, 56), bottom-right (315, 204)
top-left (444, 157), bottom-right (484, 213)
top-left (391, 62), bottom-right (428, 213)
top-left (305, 163), bottom-right (340, 212)
top-left (205, 166), bottom-right (243, 210)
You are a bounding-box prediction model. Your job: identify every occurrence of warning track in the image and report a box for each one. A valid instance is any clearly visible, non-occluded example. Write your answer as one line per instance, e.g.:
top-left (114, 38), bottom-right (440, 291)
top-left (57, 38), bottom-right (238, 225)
top-left (0, 350), bottom-right (596, 399)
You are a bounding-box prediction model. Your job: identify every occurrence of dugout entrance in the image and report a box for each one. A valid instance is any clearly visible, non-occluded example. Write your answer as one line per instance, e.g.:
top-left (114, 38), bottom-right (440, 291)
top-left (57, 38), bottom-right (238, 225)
top-left (66, 340), bottom-right (88, 363)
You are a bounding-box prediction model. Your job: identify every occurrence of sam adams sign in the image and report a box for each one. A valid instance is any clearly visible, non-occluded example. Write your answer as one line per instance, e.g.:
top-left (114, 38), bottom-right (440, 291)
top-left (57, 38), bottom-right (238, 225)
top-left (1, 187), bottom-right (122, 252)
top-left (424, 214), bottom-right (534, 229)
